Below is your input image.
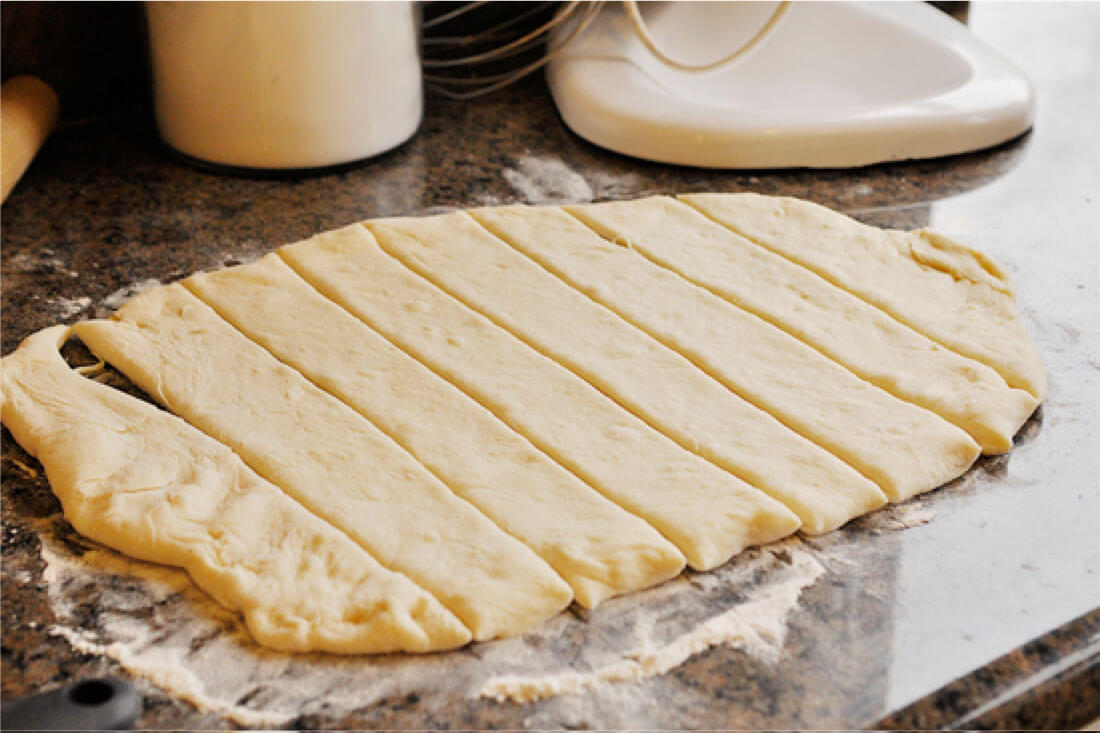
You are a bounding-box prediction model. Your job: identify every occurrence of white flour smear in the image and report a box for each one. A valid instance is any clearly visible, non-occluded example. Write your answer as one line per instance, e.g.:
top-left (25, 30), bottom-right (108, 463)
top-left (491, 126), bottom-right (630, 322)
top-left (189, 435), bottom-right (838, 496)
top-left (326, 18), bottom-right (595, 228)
top-left (38, 526), bottom-right (293, 727)
top-left (7, 251), bottom-right (79, 277)
top-left (37, 515), bottom-right (826, 726)
top-left (48, 296), bottom-right (92, 320)
top-left (858, 500), bottom-right (938, 532)
top-left (478, 543), bottom-right (824, 703)
top-left (503, 155), bottom-right (647, 205)
top-left (504, 156), bottom-right (595, 204)
top-left (96, 279), bottom-right (164, 317)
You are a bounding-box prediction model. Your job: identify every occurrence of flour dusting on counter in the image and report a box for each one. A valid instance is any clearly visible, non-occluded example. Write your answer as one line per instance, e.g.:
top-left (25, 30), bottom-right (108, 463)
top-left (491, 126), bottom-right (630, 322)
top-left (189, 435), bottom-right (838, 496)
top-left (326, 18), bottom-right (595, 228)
top-left (857, 500), bottom-right (938, 532)
top-left (38, 524), bottom-right (291, 727)
top-left (7, 251), bottom-right (79, 277)
top-left (34, 514), bottom-right (828, 726)
top-left (48, 296), bottom-right (91, 320)
top-left (96, 279), bottom-right (163, 318)
top-left (503, 155), bottom-right (648, 205)
top-left (504, 156), bottom-right (595, 203)
top-left (478, 541), bottom-right (824, 703)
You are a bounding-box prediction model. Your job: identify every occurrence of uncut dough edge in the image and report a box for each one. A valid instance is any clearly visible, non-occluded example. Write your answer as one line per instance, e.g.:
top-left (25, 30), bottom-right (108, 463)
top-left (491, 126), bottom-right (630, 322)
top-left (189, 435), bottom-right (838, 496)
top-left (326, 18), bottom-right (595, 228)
top-left (0, 326), bottom-right (472, 654)
top-left (278, 225), bottom-right (803, 571)
top-left (565, 196), bottom-right (1039, 455)
top-left (365, 211), bottom-right (886, 534)
top-left (183, 253), bottom-right (687, 609)
top-left (470, 205), bottom-right (981, 504)
top-left (678, 192), bottom-right (1047, 401)
top-left (73, 284), bottom-right (575, 642)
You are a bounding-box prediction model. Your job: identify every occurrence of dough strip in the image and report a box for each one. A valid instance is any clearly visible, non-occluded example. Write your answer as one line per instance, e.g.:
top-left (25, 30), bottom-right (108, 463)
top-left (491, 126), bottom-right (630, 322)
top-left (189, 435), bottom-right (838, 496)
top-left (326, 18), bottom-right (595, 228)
top-left (367, 212), bottom-right (885, 534)
top-left (472, 205), bottom-right (981, 503)
top-left (280, 225), bottom-right (801, 571)
top-left (567, 196), bottom-right (1038, 454)
top-left (183, 254), bottom-right (687, 609)
top-left (679, 193), bottom-right (1046, 400)
top-left (73, 285), bottom-right (574, 641)
top-left (0, 326), bottom-right (472, 654)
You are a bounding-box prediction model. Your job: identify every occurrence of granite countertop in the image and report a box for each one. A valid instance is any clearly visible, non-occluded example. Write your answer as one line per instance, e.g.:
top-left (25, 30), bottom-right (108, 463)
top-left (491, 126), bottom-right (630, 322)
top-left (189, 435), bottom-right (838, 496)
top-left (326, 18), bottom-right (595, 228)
top-left (2, 4), bottom-right (1097, 729)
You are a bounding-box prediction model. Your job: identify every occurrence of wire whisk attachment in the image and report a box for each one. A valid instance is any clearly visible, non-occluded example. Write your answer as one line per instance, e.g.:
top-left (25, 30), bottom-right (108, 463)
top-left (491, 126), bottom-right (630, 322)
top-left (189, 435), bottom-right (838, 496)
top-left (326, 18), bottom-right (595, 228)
top-left (420, 1), bottom-right (791, 100)
top-left (421, 1), bottom-right (605, 101)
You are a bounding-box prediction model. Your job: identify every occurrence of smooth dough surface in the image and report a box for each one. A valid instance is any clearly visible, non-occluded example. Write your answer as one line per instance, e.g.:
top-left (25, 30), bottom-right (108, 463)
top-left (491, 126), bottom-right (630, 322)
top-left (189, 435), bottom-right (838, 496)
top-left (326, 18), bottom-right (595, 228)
top-left (568, 196), bottom-right (1038, 454)
top-left (73, 285), bottom-right (573, 641)
top-left (680, 193), bottom-right (1047, 400)
top-left (281, 226), bottom-right (802, 571)
top-left (472, 205), bottom-right (981, 503)
top-left (0, 326), bottom-right (471, 654)
top-left (368, 212), bottom-right (885, 534)
top-left (184, 254), bottom-right (686, 608)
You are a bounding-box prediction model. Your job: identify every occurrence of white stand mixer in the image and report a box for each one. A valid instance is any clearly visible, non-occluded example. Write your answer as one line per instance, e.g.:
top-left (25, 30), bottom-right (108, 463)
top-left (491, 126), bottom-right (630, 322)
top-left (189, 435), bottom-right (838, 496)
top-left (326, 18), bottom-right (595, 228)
top-left (547, 2), bottom-right (1034, 168)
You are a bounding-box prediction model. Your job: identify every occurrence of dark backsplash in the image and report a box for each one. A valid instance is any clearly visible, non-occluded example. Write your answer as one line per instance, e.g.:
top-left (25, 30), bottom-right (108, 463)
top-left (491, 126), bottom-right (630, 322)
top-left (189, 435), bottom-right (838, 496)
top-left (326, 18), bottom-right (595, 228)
top-left (1, 1), bottom-right (149, 124)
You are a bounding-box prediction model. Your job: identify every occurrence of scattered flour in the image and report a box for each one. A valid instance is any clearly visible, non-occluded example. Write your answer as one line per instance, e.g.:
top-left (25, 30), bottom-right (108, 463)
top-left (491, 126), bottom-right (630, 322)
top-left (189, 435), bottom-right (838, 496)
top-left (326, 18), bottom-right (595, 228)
top-left (97, 279), bottom-right (164, 318)
top-left (504, 156), bottom-right (595, 204)
top-left (502, 155), bottom-right (647, 206)
top-left (858, 501), bottom-right (938, 532)
top-left (472, 193), bottom-right (504, 208)
top-left (422, 205), bottom-right (464, 216)
top-left (48, 296), bottom-right (92, 320)
top-left (39, 532), bottom-right (288, 728)
top-left (586, 169), bottom-right (648, 200)
top-left (7, 253), bottom-right (41, 272)
top-left (7, 252), bottom-right (79, 277)
top-left (35, 514), bottom-right (826, 726)
top-left (48, 625), bottom-right (287, 729)
top-left (478, 541), bottom-right (824, 703)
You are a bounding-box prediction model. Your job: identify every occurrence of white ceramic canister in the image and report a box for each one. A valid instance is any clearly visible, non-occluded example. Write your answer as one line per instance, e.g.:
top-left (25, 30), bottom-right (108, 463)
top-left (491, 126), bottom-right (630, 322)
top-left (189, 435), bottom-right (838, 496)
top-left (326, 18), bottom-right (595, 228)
top-left (145, 2), bottom-right (421, 171)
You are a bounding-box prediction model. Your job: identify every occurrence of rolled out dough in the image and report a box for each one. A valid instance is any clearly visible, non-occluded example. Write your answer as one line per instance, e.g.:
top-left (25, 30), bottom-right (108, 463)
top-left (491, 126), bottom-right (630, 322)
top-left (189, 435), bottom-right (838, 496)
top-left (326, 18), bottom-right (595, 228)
top-left (1, 192), bottom-right (1044, 657)
top-left (183, 254), bottom-right (687, 609)
top-left (0, 326), bottom-right (471, 654)
top-left (472, 206), bottom-right (981, 503)
top-left (367, 212), bottom-right (885, 534)
top-left (73, 285), bottom-right (573, 641)
top-left (567, 197), bottom-right (1038, 455)
top-left (280, 227), bottom-right (802, 571)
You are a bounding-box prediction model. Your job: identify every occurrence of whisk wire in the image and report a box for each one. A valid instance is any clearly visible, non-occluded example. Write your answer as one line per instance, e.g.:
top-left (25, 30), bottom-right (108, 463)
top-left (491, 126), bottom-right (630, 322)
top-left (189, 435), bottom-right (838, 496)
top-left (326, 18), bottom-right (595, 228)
top-left (425, 2), bottom-right (604, 101)
top-left (421, 1), bottom-right (791, 100)
top-left (423, 1), bottom-right (585, 69)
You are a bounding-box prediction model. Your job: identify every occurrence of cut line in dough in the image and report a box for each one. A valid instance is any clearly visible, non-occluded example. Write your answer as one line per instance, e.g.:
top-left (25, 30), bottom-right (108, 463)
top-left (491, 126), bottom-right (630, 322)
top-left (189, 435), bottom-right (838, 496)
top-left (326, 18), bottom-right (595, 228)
top-left (280, 226), bottom-right (802, 571)
top-left (566, 196), bottom-right (1038, 454)
top-left (183, 253), bottom-right (687, 609)
top-left (471, 205), bottom-right (981, 503)
top-left (367, 211), bottom-right (885, 534)
top-left (73, 286), bottom-right (574, 641)
top-left (1, 191), bottom-right (1044, 658)
top-left (679, 193), bottom-right (1046, 400)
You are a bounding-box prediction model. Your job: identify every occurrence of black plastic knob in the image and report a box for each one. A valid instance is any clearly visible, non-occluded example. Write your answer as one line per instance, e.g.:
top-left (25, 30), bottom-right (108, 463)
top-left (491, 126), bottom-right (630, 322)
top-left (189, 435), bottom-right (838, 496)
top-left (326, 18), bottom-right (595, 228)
top-left (2, 677), bottom-right (142, 730)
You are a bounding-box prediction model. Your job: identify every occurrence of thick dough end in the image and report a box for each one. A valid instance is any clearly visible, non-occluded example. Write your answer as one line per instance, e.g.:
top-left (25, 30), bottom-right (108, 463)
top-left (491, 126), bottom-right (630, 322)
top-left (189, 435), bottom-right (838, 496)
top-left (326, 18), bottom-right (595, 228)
top-left (678, 193), bottom-right (1047, 401)
top-left (1, 326), bottom-right (471, 654)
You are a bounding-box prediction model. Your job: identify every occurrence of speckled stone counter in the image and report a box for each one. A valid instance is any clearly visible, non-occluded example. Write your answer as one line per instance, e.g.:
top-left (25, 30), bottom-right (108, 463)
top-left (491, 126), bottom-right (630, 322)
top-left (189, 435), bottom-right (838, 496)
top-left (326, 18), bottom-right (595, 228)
top-left (3, 4), bottom-right (1097, 729)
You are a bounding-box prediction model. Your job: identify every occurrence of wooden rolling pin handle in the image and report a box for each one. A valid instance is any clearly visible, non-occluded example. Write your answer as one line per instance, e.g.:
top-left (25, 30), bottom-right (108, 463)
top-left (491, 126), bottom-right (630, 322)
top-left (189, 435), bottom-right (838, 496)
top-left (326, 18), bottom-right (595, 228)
top-left (1, 75), bottom-right (60, 204)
